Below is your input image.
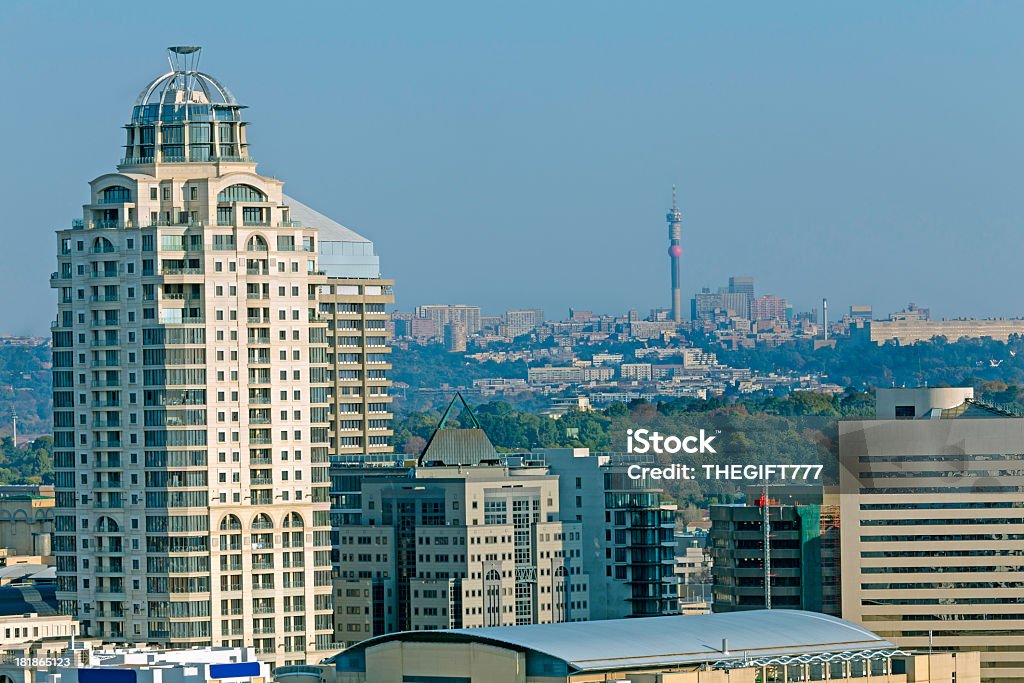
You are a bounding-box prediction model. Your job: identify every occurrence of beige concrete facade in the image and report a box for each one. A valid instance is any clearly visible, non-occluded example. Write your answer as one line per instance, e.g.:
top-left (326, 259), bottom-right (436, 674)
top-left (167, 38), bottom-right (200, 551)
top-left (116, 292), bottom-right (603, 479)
top-left (332, 465), bottom-right (589, 644)
top-left (0, 494), bottom-right (53, 559)
top-left (867, 318), bottom-right (1024, 345)
top-left (840, 390), bottom-right (1024, 683)
top-left (49, 48), bottom-right (392, 668)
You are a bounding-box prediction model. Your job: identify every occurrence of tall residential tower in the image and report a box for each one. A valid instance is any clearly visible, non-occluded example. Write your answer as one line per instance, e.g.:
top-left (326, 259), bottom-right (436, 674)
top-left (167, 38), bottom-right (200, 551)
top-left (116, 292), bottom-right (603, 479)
top-left (50, 46), bottom-right (393, 668)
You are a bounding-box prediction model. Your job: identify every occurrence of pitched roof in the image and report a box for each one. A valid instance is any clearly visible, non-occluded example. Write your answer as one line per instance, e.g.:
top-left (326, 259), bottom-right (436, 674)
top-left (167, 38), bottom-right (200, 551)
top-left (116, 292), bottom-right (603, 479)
top-left (283, 195), bottom-right (371, 243)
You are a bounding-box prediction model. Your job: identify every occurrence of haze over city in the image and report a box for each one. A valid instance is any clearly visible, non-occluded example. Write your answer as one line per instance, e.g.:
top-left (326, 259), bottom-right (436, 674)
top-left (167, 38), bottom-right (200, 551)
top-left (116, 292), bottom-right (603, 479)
top-left (4, 1), bottom-right (1024, 334)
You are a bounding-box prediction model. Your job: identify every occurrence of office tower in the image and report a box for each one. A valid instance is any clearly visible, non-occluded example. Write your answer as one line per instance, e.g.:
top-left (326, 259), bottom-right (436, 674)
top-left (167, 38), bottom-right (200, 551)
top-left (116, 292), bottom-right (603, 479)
top-left (540, 448), bottom-right (679, 619)
top-left (691, 288), bottom-right (751, 321)
top-left (49, 46), bottom-right (392, 666)
top-left (750, 295), bottom-right (788, 322)
top-left (503, 309), bottom-right (545, 340)
top-left (840, 387), bottom-right (1024, 683)
top-left (666, 188), bottom-right (683, 323)
top-left (330, 408), bottom-right (589, 642)
top-left (728, 276), bottom-right (754, 297)
top-left (710, 486), bottom-right (840, 616)
top-left (413, 305), bottom-right (482, 338)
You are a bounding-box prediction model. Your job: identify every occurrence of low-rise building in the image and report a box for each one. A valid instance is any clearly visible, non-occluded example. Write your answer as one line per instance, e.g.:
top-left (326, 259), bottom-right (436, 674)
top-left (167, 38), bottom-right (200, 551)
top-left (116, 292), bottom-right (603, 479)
top-left (329, 609), bottom-right (980, 683)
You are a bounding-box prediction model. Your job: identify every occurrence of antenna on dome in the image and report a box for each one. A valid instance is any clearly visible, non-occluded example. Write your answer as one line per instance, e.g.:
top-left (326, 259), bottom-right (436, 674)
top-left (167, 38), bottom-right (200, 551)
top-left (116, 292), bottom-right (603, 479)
top-left (167, 46), bottom-right (202, 100)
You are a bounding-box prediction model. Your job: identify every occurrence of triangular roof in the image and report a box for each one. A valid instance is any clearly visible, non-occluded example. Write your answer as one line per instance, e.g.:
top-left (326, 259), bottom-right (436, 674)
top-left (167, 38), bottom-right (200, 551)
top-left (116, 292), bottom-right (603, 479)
top-left (283, 194), bottom-right (371, 243)
top-left (417, 393), bottom-right (498, 466)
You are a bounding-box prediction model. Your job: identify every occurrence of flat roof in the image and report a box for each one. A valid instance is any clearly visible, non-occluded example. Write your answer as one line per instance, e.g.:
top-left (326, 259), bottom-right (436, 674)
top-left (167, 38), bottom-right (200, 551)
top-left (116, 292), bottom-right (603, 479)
top-left (336, 610), bottom-right (894, 674)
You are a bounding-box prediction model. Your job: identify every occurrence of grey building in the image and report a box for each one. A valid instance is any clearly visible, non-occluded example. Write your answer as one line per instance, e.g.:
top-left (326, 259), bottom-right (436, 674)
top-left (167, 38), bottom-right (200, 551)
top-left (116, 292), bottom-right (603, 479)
top-left (539, 448), bottom-right (679, 620)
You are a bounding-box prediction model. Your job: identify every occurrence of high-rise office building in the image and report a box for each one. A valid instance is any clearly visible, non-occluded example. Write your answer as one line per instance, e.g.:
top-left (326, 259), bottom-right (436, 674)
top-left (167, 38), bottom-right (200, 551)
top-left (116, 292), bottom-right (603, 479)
top-left (49, 46), bottom-right (392, 666)
top-left (329, 406), bottom-right (590, 642)
top-left (728, 275), bottom-right (754, 297)
top-left (540, 448), bottom-right (679, 620)
top-left (710, 486), bottom-right (840, 616)
top-left (840, 387), bottom-right (1024, 683)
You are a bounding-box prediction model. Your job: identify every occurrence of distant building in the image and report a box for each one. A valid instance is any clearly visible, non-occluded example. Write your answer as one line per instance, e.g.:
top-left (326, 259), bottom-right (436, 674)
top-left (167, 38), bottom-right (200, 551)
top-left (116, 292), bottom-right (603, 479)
top-left (866, 314), bottom-right (1024, 345)
top-left (728, 275), bottom-right (755, 296)
top-left (540, 396), bottom-right (593, 419)
top-left (415, 304), bottom-right (482, 336)
top-left (568, 309), bottom-right (592, 322)
top-left (620, 363), bottom-right (653, 381)
top-left (444, 320), bottom-right (468, 352)
top-left (526, 366), bottom-right (614, 384)
top-left (750, 295), bottom-right (788, 322)
top-left (0, 487), bottom-right (53, 560)
top-left (503, 309), bottom-right (545, 340)
top-left (849, 304), bottom-right (872, 321)
top-left (471, 378), bottom-right (528, 396)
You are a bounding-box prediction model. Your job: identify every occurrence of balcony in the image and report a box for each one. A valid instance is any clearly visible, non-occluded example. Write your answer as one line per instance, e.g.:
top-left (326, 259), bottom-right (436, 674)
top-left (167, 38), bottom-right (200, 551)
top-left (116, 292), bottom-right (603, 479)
top-left (161, 267), bottom-right (203, 276)
top-left (90, 270), bottom-right (120, 280)
top-left (250, 476), bottom-right (273, 486)
top-left (89, 246), bottom-right (119, 255)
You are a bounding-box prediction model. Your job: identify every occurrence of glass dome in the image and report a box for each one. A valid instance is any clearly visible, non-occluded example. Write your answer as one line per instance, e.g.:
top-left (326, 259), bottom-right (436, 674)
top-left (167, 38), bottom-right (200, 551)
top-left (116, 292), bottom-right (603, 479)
top-left (120, 47), bottom-right (253, 167)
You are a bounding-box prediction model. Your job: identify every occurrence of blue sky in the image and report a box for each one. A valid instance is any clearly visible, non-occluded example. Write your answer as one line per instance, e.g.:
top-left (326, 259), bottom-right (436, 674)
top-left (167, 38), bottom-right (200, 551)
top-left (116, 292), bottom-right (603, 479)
top-left (2, 2), bottom-right (1023, 334)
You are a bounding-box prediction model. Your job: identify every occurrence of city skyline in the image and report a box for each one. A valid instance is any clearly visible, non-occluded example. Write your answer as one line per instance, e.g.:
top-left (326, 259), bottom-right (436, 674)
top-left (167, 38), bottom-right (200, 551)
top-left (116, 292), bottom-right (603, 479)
top-left (7, 3), bottom-right (1024, 334)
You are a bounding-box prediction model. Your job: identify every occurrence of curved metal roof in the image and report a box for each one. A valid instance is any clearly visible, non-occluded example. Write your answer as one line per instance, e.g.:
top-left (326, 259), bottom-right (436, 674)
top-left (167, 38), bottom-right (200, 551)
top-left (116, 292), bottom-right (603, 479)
top-left (336, 610), bottom-right (893, 673)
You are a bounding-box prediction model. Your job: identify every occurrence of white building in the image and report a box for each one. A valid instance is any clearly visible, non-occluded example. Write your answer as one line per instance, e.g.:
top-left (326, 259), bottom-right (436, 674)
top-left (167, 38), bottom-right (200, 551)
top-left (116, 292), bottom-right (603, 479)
top-left (50, 46), bottom-right (393, 667)
top-left (40, 646), bottom-right (269, 683)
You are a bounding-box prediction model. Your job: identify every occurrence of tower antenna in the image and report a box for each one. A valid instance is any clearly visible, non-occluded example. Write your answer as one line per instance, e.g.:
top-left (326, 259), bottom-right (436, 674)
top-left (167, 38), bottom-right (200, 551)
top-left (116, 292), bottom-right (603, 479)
top-left (666, 187), bottom-right (684, 323)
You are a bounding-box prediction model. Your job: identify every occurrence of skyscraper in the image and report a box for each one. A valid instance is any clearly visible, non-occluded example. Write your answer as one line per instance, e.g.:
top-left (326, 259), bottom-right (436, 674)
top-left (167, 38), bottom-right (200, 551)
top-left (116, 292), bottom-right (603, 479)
top-left (666, 188), bottom-right (683, 323)
top-left (50, 46), bottom-right (392, 667)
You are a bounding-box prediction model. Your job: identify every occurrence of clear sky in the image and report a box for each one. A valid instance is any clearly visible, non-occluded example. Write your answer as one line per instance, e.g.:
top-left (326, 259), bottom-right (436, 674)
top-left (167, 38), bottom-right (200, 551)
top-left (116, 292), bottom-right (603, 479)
top-left (2, 2), bottom-right (1023, 334)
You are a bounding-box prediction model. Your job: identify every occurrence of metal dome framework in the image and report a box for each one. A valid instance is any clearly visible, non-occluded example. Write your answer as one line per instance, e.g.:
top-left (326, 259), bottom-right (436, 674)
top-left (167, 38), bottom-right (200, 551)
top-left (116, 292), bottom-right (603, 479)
top-left (120, 47), bottom-right (253, 167)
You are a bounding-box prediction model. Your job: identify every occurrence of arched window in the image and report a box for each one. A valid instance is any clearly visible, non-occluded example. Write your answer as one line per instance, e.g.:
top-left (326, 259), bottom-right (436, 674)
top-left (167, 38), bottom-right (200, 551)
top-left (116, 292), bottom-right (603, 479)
top-left (246, 235), bottom-right (268, 251)
top-left (218, 184), bottom-right (266, 203)
top-left (283, 512), bottom-right (304, 528)
top-left (251, 513), bottom-right (273, 530)
top-left (100, 186), bottom-right (132, 203)
top-left (92, 237), bottom-right (114, 253)
top-left (219, 514), bottom-right (241, 531)
top-left (96, 516), bottom-right (119, 533)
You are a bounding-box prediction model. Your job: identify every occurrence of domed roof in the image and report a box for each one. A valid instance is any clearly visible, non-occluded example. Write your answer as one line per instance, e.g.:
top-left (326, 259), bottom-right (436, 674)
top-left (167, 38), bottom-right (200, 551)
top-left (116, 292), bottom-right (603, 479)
top-left (130, 46), bottom-right (242, 124)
